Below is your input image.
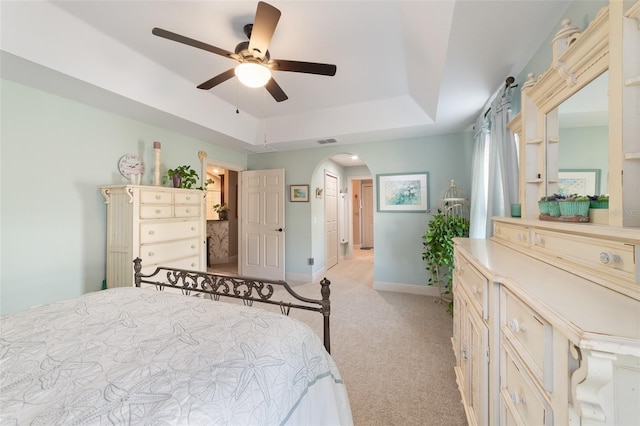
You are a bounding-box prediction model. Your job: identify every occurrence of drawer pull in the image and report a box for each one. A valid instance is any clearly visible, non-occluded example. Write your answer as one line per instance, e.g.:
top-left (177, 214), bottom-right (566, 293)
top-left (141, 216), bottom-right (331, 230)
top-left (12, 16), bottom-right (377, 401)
top-left (495, 227), bottom-right (501, 235)
top-left (155, 195), bottom-right (161, 200)
top-left (186, 208), bottom-right (191, 213)
top-left (190, 227), bottom-right (196, 231)
top-left (510, 390), bottom-right (525, 406)
top-left (535, 236), bottom-right (545, 246)
top-left (509, 319), bottom-right (526, 333)
top-left (517, 232), bottom-right (527, 241)
top-left (148, 230), bottom-right (155, 235)
top-left (186, 196), bottom-right (191, 200)
top-left (190, 263), bottom-right (196, 267)
top-left (191, 245), bottom-right (196, 249)
top-left (461, 347), bottom-right (468, 361)
top-left (155, 209), bottom-right (161, 214)
top-left (600, 251), bottom-right (621, 265)
top-left (148, 252), bottom-right (154, 257)
top-left (471, 285), bottom-right (479, 295)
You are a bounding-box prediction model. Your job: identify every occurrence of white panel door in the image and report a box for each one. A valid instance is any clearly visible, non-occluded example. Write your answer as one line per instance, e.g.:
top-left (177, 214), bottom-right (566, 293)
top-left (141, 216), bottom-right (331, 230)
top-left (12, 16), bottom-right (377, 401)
top-left (239, 169), bottom-right (285, 280)
top-left (325, 171), bottom-right (338, 269)
top-left (362, 181), bottom-right (374, 248)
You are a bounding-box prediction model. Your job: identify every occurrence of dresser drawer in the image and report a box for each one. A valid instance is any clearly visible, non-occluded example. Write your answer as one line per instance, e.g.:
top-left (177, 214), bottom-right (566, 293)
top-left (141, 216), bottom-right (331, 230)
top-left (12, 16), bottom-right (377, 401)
top-left (494, 222), bottom-right (530, 249)
top-left (502, 289), bottom-right (551, 385)
top-left (175, 204), bottom-right (200, 218)
top-left (140, 189), bottom-right (172, 204)
top-left (502, 344), bottom-right (551, 425)
top-left (141, 255), bottom-right (201, 275)
top-left (140, 220), bottom-right (200, 244)
top-left (531, 229), bottom-right (635, 281)
top-left (139, 238), bottom-right (201, 265)
top-left (455, 254), bottom-right (488, 319)
top-left (174, 191), bottom-right (201, 205)
top-left (140, 205), bottom-right (172, 219)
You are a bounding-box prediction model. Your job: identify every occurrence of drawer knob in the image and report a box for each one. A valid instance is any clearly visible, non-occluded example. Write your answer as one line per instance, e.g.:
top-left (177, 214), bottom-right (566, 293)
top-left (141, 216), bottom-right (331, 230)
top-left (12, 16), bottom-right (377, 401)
top-left (155, 195), bottom-right (161, 200)
top-left (191, 245), bottom-right (196, 249)
top-left (186, 209), bottom-right (191, 213)
top-left (190, 263), bottom-right (196, 267)
top-left (148, 230), bottom-right (155, 235)
top-left (148, 252), bottom-right (154, 257)
top-left (186, 196), bottom-right (191, 200)
top-left (471, 285), bottom-right (478, 295)
top-left (509, 319), bottom-right (526, 333)
top-left (190, 227), bottom-right (196, 231)
top-left (517, 232), bottom-right (527, 241)
top-left (155, 209), bottom-right (161, 214)
top-left (510, 390), bottom-right (525, 406)
top-left (534, 236), bottom-right (545, 246)
top-left (600, 251), bottom-right (621, 265)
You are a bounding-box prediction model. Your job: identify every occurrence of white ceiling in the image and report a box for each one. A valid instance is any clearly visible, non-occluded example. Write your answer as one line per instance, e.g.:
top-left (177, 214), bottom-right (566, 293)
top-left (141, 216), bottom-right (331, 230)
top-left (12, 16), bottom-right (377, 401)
top-left (1, 0), bottom-right (573, 154)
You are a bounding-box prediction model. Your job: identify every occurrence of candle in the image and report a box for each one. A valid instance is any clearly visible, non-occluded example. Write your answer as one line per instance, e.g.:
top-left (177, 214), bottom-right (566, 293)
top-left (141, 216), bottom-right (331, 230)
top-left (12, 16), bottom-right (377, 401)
top-left (153, 141), bottom-right (161, 149)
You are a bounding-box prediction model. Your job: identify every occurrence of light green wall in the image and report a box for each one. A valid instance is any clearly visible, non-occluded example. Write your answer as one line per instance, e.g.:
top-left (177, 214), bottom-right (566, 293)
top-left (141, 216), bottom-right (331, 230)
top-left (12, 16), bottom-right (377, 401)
top-left (0, 79), bottom-right (247, 315)
top-left (248, 133), bottom-right (474, 285)
top-left (559, 126), bottom-right (609, 194)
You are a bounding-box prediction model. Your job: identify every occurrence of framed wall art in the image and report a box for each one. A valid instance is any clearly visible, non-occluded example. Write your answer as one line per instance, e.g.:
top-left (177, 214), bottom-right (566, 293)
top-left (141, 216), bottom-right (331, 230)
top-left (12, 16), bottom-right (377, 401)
top-left (558, 169), bottom-right (601, 195)
top-left (290, 184), bottom-right (309, 202)
top-left (377, 172), bottom-right (429, 212)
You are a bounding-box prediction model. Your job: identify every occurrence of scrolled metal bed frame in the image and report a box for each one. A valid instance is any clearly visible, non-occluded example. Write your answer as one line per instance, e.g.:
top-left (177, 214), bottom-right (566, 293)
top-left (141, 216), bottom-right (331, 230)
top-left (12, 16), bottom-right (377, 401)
top-left (133, 258), bottom-right (332, 353)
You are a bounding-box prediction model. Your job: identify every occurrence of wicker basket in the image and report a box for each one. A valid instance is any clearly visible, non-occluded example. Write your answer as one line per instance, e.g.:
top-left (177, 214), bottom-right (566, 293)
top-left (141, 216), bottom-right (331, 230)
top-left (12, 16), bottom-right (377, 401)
top-left (538, 201), bottom-right (550, 215)
top-left (559, 200), bottom-right (590, 216)
top-left (548, 201), bottom-right (561, 217)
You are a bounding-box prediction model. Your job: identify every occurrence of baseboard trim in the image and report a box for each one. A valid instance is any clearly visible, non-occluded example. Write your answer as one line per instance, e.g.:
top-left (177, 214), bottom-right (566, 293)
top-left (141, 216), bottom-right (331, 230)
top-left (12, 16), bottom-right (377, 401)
top-left (285, 271), bottom-right (312, 284)
top-left (373, 281), bottom-right (442, 297)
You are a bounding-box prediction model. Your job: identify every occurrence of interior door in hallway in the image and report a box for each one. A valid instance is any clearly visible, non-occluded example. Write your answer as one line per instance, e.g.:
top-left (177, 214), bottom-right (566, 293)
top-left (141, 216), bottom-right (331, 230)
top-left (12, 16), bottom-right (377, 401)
top-left (239, 169), bottom-right (285, 280)
top-left (361, 180), bottom-right (374, 249)
top-left (325, 171), bottom-right (338, 269)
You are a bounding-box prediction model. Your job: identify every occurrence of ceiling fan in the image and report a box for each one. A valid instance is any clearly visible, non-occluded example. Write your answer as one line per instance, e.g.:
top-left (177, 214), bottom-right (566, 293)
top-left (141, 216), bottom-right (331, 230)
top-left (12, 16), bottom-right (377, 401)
top-left (152, 1), bottom-right (337, 102)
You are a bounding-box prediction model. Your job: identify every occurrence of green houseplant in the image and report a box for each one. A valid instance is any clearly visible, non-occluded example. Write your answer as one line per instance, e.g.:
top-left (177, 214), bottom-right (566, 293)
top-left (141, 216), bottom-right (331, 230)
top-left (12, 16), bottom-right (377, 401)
top-left (167, 165), bottom-right (199, 189)
top-left (422, 209), bottom-right (470, 311)
top-left (213, 203), bottom-right (229, 220)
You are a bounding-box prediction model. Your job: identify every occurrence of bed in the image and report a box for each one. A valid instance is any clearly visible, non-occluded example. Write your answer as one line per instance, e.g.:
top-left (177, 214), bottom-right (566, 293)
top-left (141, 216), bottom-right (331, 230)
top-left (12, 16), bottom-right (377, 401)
top-left (0, 260), bottom-right (353, 425)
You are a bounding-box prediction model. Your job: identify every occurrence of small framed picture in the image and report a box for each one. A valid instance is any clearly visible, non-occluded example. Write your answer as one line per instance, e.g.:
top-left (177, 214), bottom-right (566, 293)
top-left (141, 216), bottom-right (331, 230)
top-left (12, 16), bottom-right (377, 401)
top-left (290, 184), bottom-right (309, 202)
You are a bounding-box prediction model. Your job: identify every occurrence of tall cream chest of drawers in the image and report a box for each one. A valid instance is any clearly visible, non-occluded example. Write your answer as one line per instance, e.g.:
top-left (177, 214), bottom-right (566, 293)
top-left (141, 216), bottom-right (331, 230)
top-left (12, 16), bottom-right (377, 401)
top-left (100, 185), bottom-right (206, 287)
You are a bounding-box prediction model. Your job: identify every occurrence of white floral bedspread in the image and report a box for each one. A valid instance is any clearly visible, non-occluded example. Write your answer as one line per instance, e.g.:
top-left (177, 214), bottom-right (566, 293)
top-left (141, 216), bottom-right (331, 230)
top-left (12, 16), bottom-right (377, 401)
top-left (0, 287), bottom-right (352, 425)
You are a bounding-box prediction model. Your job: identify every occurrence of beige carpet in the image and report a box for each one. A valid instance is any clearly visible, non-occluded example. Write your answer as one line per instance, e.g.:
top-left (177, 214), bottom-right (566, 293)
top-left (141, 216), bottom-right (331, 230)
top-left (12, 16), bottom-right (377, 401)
top-left (210, 250), bottom-right (467, 425)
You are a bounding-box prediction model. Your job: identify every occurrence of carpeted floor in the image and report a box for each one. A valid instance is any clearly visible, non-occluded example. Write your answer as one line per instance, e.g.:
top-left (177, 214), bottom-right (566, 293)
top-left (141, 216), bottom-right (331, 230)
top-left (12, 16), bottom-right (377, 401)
top-left (210, 249), bottom-right (467, 425)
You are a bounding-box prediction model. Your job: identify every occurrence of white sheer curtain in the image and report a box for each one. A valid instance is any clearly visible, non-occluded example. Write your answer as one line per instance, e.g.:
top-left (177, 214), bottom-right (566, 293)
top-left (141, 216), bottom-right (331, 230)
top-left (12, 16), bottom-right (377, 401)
top-left (469, 82), bottom-right (519, 238)
top-left (469, 115), bottom-right (490, 238)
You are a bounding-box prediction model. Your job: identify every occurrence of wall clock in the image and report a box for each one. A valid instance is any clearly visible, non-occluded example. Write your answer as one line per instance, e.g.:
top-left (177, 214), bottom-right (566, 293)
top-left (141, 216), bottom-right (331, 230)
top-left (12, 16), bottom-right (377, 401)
top-left (118, 154), bottom-right (144, 177)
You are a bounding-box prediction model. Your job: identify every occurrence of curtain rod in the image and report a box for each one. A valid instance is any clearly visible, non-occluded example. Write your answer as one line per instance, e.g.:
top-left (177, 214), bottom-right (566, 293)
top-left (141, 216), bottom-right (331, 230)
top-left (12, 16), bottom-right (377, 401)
top-left (483, 76), bottom-right (518, 118)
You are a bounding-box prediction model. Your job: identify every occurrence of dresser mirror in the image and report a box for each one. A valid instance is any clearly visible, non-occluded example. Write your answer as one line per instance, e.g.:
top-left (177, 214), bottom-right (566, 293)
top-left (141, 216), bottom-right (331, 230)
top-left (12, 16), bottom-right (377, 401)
top-left (546, 71), bottom-right (609, 197)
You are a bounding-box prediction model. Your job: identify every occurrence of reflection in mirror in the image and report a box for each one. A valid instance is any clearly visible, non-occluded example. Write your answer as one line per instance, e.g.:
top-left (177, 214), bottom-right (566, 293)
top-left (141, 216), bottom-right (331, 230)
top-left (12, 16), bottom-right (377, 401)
top-left (547, 71), bottom-right (609, 197)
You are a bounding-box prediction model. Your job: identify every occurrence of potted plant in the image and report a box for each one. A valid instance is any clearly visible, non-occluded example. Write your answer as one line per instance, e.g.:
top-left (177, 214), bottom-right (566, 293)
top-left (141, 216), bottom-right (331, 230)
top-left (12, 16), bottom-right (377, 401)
top-left (589, 194), bottom-right (609, 209)
top-left (167, 165), bottom-right (199, 189)
top-left (422, 209), bottom-right (470, 312)
top-left (539, 194), bottom-right (563, 217)
top-left (213, 203), bottom-right (229, 220)
top-left (558, 194), bottom-right (590, 217)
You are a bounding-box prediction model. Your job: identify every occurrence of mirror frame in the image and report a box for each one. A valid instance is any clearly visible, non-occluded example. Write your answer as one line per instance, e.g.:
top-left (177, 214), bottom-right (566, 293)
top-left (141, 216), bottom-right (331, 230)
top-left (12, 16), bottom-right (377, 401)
top-left (516, 5), bottom-right (610, 220)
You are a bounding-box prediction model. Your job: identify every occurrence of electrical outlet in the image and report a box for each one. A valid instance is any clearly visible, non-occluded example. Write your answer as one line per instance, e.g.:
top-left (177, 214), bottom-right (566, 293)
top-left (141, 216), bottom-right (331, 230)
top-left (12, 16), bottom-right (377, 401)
top-left (308, 258), bottom-right (314, 265)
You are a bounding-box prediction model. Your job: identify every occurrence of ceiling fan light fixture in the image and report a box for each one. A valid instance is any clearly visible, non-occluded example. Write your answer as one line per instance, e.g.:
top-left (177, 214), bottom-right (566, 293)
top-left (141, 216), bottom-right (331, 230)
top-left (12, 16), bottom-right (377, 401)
top-left (235, 62), bottom-right (271, 88)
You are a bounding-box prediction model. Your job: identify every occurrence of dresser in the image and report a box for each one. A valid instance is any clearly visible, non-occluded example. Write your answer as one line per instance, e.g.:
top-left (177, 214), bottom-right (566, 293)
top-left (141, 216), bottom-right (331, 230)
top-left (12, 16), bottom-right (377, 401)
top-left (100, 185), bottom-right (206, 287)
top-left (453, 235), bottom-right (640, 425)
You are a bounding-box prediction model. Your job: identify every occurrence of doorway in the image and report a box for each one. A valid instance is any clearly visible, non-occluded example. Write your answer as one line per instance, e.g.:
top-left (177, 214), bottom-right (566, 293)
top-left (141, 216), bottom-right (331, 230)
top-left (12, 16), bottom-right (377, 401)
top-left (325, 171), bottom-right (339, 270)
top-left (349, 176), bottom-right (374, 253)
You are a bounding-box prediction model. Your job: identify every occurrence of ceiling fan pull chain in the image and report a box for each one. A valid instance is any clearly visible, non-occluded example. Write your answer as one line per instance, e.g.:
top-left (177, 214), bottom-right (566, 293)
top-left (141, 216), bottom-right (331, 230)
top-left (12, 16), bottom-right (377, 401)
top-left (236, 79), bottom-right (240, 114)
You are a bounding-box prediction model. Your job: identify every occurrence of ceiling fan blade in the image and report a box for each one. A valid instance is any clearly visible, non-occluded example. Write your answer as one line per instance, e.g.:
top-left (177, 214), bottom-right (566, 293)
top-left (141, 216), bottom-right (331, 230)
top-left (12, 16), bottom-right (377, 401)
top-left (197, 68), bottom-right (236, 90)
top-left (265, 78), bottom-right (288, 102)
top-left (271, 59), bottom-right (337, 76)
top-left (248, 2), bottom-right (281, 60)
top-left (152, 27), bottom-right (235, 59)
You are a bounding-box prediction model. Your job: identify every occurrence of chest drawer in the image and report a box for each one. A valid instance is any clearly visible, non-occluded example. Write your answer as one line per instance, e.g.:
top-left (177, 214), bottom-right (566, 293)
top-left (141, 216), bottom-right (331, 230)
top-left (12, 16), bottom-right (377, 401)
top-left (140, 205), bottom-right (172, 219)
top-left (455, 254), bottom-right (488, 318)
top-left (139, 238), bottom-right (201, 265)
top-left (140, 189), bottom-right (172, 204)
top-left (494, 222), bottom-right (530, 249)
top-left (175, 204), bottom-right (200, 218)
top-left (502, 344), bottom-right (552, 425)
top-left (141, 255), bottom-right (201, 275)
top-left (174, 191), bottom-right (200, 204)
top-left (502, 289), bottom-right (551, 385)
top-left (531, 229), bottom-right (635, 282)
top-left (140, 220), bottom-right (200, 244)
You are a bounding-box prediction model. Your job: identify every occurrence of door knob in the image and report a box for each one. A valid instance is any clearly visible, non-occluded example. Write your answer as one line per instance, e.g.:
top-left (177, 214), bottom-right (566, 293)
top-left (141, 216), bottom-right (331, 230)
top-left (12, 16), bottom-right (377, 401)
top-left (275, 228), bottom-right (283, 232)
